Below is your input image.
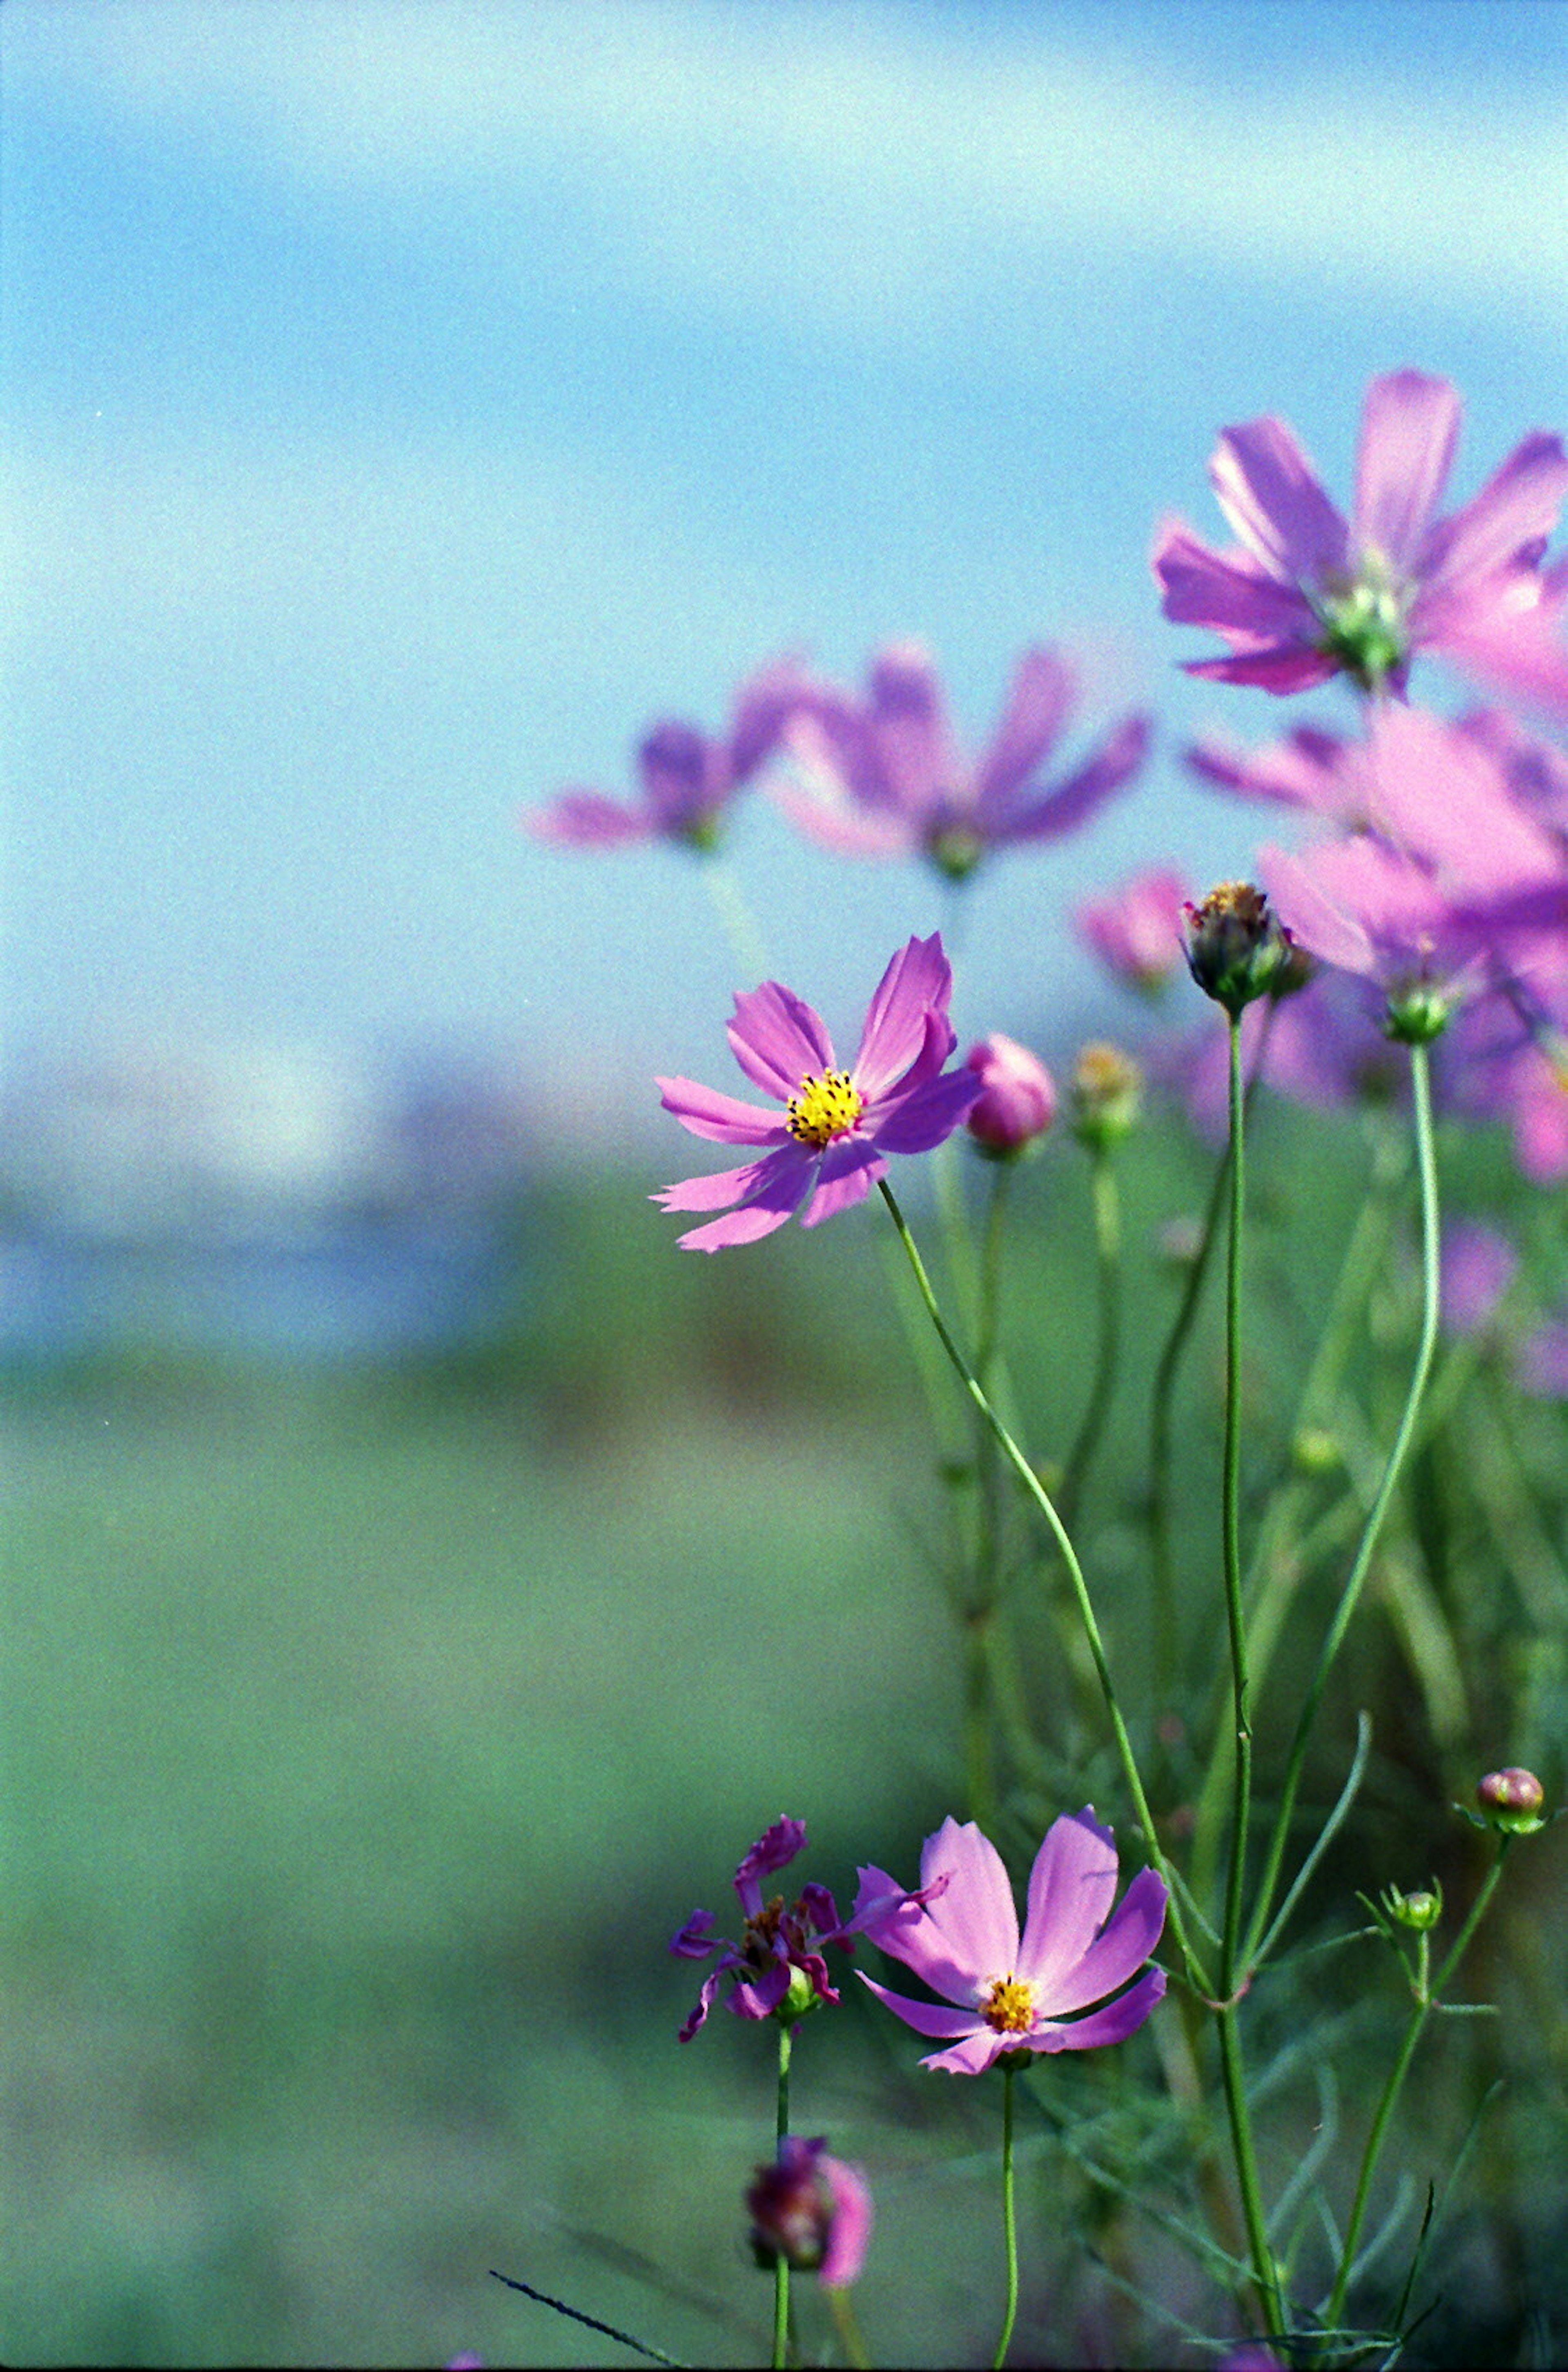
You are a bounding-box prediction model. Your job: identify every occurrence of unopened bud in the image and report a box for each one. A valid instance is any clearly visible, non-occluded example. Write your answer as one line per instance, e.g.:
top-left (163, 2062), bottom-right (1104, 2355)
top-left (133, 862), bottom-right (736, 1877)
top-left (964, 1033), bottom-right (1056, 1157)
top-left (1070, 1041), bottom-right (1143, 1151)
top-left (1382, 1882), bottom-right (1443, 1932)
top-left (1476, 1767), bottom-right (1547, 1834)
top-left (1182, 881), bottom-right (1294, 1017)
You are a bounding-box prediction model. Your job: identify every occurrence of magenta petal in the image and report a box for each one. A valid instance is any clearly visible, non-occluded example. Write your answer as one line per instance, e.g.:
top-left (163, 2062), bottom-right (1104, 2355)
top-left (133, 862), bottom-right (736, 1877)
top-left (679, 1964), bottom-right (731, 2043)
top-left (864, 643), bottom-right (955, 817)
top-left (655, 1153), bottom-right (800, 1214)
top-left (818, 2158), bottom-right (873, 2288)
top-left (674, 1156), bottom-right (815, 1252)
top-left (853, 934), bottom-right (953, 1100)
top-left (1153, 524), bottom-right (1319, 636)
top-left (866, 1062), bottom-right (982, 1156)
top-left (857, 1973), bottom-right (984, 2040)
top-left (1209, 415), bottom-right (1348, 582)
top-left (1420, 432), bottom-right (1568, 597)
top-left (971, 645), bottom-right (1077, 823)
top-left (920, 2028), bottom-right (1012, 2075)
top-left (735, 1817), bottom-right (809, 1911)
top-left (670, 1910), bottom-right (720, 1960)
top-left (916, 1818), bottom-right (1019, 1980)
top-left (1015, 1810), bottom-right (1121, 1995)
top-left (1259, 845), bottom-right (1379, 977)
top-left (1352, 370), bottom-right (1460, 570)
top-left (1028, 1964), bottom-right (1167, 2053)
top-left (1181, 647), bottom-right (1339, 694)
top-left (730, 1964), bottom-right (793, 2021)
top-left (523, 791), bottom-right (652, 847)
top-left (728, 981), bottom-right (836, 1098)
top-left (1036, 1865), bottom-right (1169, 2018)
top-left (656, 1076), bottom-right (791, 1147)
top-left (999, 714), bottom-right (1150, 845)
top-left (800, 1140), bottom-right (884, 1228)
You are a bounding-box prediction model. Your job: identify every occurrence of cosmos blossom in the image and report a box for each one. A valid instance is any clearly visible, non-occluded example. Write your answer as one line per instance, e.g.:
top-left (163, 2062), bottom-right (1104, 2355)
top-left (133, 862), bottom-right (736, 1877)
top-left (655, 933), bottom-right (981, 1251)
top-left (776, 642), bottom-right (1150, 879)
top-left (1152, 369), bottom-right (1568, 696)
top-left (852, 1810), bottom-right (1166, 2075)
top-left (670, 1817), bottom-right (851, 2043)
top-left (523, 656), bottom-right (809, 849)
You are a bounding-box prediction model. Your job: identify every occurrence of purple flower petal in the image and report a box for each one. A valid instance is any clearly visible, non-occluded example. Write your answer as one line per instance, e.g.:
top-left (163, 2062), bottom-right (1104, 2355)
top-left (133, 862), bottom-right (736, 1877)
top-left (670, 1910), bottom-right (720, 1960)
top-left (523, 791), bottom-right (652, 847)
top-left (1353, 371), bottom-right (1460, 570)
top-left (1152, 523), bottom-right (1319, 635)
top-left (729, 1963), bottom-right (794, 2022)
top-left (1209, 414), bottom-right (1348, 582)
top-left (857, 1975), bottom-right (984, 2040)
top-left (852, 934), bottom-right (953, 1101)
top-left (1419, 433), bottom-right (1568, 600)
top-left (915, 1818), bottom-right (1019, 1984)
top-left (1015, 1809), bottom-right (1121, 1996)
top-left (864, 644), bottom-right (955, 816)
top-left (655, 1076), bottom-right (792, 1148)
top-left (800, 1139), bottom-right (885, 1228)
top-left (673, 1153), bottom-right (817, 1252)
top-left (655, 1153), bottom-right (802, 1214)
top-left (1027, 1964), bottom-right (1167, 2053)
top-left (818, 2156), bottom-right (873, 2288)
top-left (998, 714), bottom-right (1151, 846)
top-left (1181, 646), bottom-right (1341, 693)
top-left (1034, 1865), bottom-right (1169, 2018)
top-left (866, 1060), bottom-right (984, 1156)
top-left (679, 1964), bottom-right (733, 2044)
top-left (735, 1817), bottom-right (810, 1908)
top-left (639, 720), bottom-right (721, 832)
top-left (971, 645), bottom-right (1077, 823)
top-left (727, 981), bottom-right (836, 1099)
top-left (920, 2028), bottom-right (1013, 2075)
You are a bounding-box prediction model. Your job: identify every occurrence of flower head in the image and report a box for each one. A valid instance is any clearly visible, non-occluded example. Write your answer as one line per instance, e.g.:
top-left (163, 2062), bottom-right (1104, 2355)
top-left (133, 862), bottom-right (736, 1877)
top-left (1153, 370), bottom-right (1568, 697)
top-left (670, 1817), bottom-right (852, 2042)
top-left (778, 642), bottom-right (1150, 879)
top-left (655, 934), bottom-right (981, 1251)
top-left (524, 658), bottom-right (808, 850)
top-left (964, 1033), bottom-right (1056, 1157)
top-left (1182, 882), bottom-right (1296, 1017)
top-left (1475, 1767), bottom-right (1548, 1835)
top-left (852, 1810), bottom-right (1167, 2075)
top-left (746, 2137), bottom-right (872, 2288)
top-left (1076, 866), bottom-right (1190, 996)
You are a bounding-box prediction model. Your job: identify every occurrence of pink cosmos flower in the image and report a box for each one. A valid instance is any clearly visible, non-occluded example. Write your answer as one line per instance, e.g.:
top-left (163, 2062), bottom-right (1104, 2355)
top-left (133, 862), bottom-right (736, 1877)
top-left (1153, 369), bottom-right (1568, 696)
top-left (1076, 865), bottom-right (1191, 994)
top-left (655, 933), bottom-right (982, 1251)
top-left (777, 642), bottom-right (1150, 880)
top-left (1440, 1222), bottom-right (1519, 1338)
top-left (964, 1033), bottom-right (1056, 1155)
top-left (852, 1810), bottom-right (1167, 2075)
top-left (670, 1817), bottom-right (853, 2043)
top-left (746, 2137), bottom-right (873, 2288)
top-left (524, 657), bottom-right (808, 850)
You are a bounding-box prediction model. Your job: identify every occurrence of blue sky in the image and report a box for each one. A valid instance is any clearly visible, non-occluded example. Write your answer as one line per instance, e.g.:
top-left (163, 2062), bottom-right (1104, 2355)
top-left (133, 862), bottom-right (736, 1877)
top-left (6, 0), bottom-right (1568, 1117)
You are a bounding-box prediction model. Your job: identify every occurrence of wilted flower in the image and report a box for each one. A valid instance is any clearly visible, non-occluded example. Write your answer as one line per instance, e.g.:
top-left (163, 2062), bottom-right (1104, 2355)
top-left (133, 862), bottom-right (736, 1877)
top-left (524, 658), bottom-right (808, 850)
top-left (746, 2136), bottom-right (872, 2287)
top-left (1476, 1768), bottom-right (1547, 1833)
top-left (1153, 369), bottom-right (1568, 697)
top-left (777, 642), bottom-right (1149, 880)
top-left (964, 1033), bottom-right (1056, 1156)
top-left (852, 1810), bottom-right (1166, 2074)
top-left (1183, 882), bottom-right (1295, 1017)
top-left (655, 934), bottom-right (981, 1250)
top-left (1070, 1042), bottom-right (1143, 1150)
top-left (671, 1817), bottom-right (853, 2042)
top-left (1076, 865), bottom-right (1190, 994)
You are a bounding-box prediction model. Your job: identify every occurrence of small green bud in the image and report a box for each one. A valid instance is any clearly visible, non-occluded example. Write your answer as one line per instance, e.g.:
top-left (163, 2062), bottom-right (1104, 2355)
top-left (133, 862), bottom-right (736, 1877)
top-left (1383, 981), bottom-right (1455, 1044)
top-left (1182, 881), bottom-right (1294, 1017)
top-left (927, 825), bottom-right (984, 882)
top-left (1382, 1882), bottom-right (1443, 1933)
top-left (1292, 1427), bottom-right (1341, 1476)
top-left (1070, 1041), bottom-right (1143, 1150)
top-left (776, 1966), bottom-right (821, 2024)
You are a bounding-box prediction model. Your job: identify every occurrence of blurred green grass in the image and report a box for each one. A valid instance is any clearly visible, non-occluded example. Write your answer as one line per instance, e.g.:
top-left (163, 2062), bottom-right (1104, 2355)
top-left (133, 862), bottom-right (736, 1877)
top-left (5, 1110), bottom-right (1566, 2364)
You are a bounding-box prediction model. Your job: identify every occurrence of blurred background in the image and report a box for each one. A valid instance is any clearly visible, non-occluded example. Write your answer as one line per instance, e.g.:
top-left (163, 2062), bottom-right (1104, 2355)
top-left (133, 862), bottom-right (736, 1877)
top-left (4, 2), bottom-right (1567, 2363)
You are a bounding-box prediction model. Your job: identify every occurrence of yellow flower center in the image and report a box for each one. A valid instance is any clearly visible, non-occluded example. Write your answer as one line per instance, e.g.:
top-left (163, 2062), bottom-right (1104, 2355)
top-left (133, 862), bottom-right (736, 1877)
top-left (786, 1069), bottom-right (864, 1148)
top-left (981, 1974), bottom-right (1036, 2035)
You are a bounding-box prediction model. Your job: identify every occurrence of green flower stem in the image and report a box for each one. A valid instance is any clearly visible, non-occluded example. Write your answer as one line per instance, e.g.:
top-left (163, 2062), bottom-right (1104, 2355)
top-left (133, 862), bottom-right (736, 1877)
top-left (773, 2022), bottom-right (792, 2372)
top-left (1212, 1015), bottom-right (1285, 2343)
top-left (1058, 1146), bottom-right (1122, 1526)
top-left (993, 2060), bottom-right (1020, 2370)
top-left (701, 854), bottom-right (770, 983)
top-left (877, 1179), bottom-right (1209, 1996)
top-left (1325, 1840), bottom-right (1512, 2334)
top-left (827, 2288), bottom-right (871, 2372)
top-left (1242, 1041), bottom-right (1441, 1971)
top-left (964, 1161), bottom-right (1017, 1829)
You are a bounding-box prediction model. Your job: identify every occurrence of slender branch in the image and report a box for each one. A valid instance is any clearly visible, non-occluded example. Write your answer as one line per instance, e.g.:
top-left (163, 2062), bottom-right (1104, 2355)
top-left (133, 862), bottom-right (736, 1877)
top-left (993, 2060), bottom-right (1020, 2370)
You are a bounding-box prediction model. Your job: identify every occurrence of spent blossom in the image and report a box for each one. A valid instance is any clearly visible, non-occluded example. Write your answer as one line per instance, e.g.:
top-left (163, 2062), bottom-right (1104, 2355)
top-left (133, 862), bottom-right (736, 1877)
top-left (670, 1817), bottom-right (851, 2042)
top-left (777, 641), bottom-right (1150, 880)
top-left (852, 1810), bottom-right (1166, 2074)
top-left (524, 657), bottom-right (808, 850)
top-left (746, 2137), bottom-right (872, 2288)
top-left (1153, 368), bottom-right (1568, 697)
top-left (655, 933), bottom-right (981, 1251)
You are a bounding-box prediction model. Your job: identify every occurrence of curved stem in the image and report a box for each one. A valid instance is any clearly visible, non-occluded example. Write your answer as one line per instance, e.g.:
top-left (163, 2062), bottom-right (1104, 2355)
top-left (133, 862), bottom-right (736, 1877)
top-left (701, 854), bottom-right (770, 983)
top-left (1243, 1041), bottom-right (1441, 1969)
top-left (1059, 1148), bottom-right (1122, 1525)
top-left (1325, 1841), bottom-right (1511, 2333)
top-left (876, 1179), bottom-right (1207, 1995)
top-left (773, 2023), bottom-right (792, 2371)
top-left (965, 1161), bottom-right (1016, 1827)
top-left (993, 2060), bottom-right (1020, 2370)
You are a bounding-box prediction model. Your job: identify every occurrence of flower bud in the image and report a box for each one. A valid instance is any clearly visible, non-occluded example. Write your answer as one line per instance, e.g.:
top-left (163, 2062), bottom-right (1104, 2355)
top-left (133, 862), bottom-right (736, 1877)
top-left (964, 1033), bottom-right (1057, 1157)
top-left (1070, 1041), bottom-right (1143, 1151)
top-left (1291, 1427), bottom-right (1341, 1476)
top-left (746, 2137), bottom-right (872, 2288)
top-left (1476, 1767), bottom-right (1547, 1833)
top-left (1383, 980), bottom-right (1456, 1045)
top-left (1182, 881), bottom-right (1294, 1017)
top-left (1382, 1882), bottom-right (1443, 1932)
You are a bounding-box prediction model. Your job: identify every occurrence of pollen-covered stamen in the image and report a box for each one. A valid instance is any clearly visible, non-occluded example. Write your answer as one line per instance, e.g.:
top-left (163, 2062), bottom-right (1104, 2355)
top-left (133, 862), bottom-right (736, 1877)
top-left (980, 1974), bottom-right (1036, 2035)
top-left (786, 1069), bottom-right (865, 1148)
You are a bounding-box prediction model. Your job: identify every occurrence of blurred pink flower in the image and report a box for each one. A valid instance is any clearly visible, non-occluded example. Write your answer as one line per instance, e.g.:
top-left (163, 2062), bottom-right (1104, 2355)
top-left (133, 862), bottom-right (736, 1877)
top-left (1517, 1317), bottom-right (1568, 1398)
top-left (1440, 1222), bottom-right (1519, 1337)
top-left (777, 642), bottom-right (1149, 879)
top-left (746, 2136), bottom-right (872, 2288)
top-left (524, 657), bottom-right (808, 849)
top-left (964, 1032), bottom-right (1056, 1154)
top-left (852, 1810), bottom-right (1166, 2075)
top-left (1164, 972), bottom-right (1409, 1141)
top-left (655, 933), bottom-right (980, 1251)
top-left (1076, 865), bottom-right (1190, 994)
top-left (1153, 369), bottom-right (1568, 696)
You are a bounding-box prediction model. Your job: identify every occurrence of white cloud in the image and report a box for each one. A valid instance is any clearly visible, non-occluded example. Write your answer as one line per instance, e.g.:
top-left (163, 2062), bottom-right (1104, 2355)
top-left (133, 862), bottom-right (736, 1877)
top-left (13, 0), bottom-right (1568, 343)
